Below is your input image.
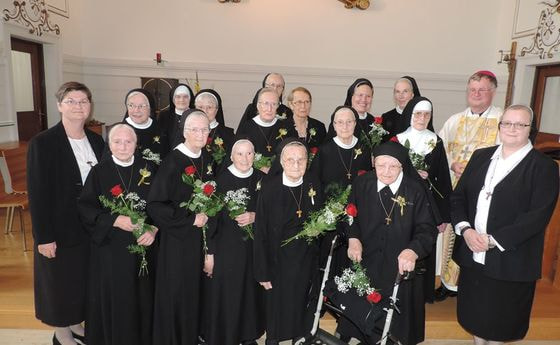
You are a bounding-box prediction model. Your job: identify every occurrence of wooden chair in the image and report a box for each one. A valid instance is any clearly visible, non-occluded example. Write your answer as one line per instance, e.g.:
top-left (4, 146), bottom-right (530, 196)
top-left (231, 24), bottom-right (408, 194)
top-left (0, 142), bottom-right (29, 251)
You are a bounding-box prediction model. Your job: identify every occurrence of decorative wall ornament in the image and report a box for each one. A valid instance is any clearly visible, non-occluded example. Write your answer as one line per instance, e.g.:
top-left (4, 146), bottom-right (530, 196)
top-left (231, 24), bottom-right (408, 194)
top-left (339, 0), bottom-right (370, 10)
top-left (3, 0), bottom-right (60, 36)
top-left (218, 0), bottom-right (240, 3)
top-left (520, 1), bottom-right (560, 58)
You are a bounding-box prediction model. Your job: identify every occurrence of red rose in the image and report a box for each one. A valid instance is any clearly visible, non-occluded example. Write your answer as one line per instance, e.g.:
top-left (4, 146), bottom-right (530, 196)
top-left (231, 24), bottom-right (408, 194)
top-left (390, 136), bottom-right (399, 143)
top-left (310, 147), bottom-right (319, 155)
top-left (185, 165), bottom-right (197, 176)
top-left (367, 291), bottom-right (382, 304)
top-left (374, 116), bottom-right (383, 125)
top-left (206, 137), bottom-right (213, 145)
top-left (202, 183), bottom-right (215, 196)
top-left (110, 184), bottom-right (123, 197)
top-left (357, 169), bottom-right (367, 176)
top-left (345, 203), bottom-right (358, 217)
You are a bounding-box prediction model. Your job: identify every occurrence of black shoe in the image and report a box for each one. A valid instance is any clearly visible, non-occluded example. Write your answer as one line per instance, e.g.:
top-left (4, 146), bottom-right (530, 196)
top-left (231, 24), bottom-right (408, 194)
top-left (71, 330), bottom-right (86, 344)
top-left (434, 285), bottom-right (457, 302)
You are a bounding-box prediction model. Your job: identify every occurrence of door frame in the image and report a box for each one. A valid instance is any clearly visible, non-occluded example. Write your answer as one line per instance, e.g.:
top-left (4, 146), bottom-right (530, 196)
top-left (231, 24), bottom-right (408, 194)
top-left (1, 23), bottom-right (63, 141)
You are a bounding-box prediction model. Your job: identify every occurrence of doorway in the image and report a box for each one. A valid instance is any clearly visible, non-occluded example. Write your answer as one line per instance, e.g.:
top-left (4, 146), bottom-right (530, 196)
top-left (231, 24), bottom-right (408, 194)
top-left (531, 64), bottom-right (560, 145)
top-left (10, 37), bottom-right (47, 141)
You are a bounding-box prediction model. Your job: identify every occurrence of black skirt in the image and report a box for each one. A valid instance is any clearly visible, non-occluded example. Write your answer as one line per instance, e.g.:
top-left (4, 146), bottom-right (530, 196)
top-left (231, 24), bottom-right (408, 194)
top-left (457, 263), bottom-right (536, 341)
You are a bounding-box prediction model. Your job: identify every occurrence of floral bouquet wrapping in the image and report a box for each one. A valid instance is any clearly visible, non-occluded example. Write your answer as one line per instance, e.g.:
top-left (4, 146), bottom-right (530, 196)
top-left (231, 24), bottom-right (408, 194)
top-left (99, 185), bottom-right (155, 276)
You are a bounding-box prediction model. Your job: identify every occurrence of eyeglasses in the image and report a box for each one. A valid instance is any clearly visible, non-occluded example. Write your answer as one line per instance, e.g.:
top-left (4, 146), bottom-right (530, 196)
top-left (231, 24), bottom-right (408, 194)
top-left (394, 90), bottom-right (412, 95)
top-left (374, 163), bottom-right (402, 172)
top-left (265, 83), bottom-right (284, 89)
top-left (292, 100), bottom-right (311, 107)
top-left (196, 105), bottom-right (216, 112)
top-left (413, 112), bottom-right (431, 119)
top-left (467, 88), bottom-right (494, 94)
top-left (185, 127), bottom-right (210, 134)
top-left (499, 122), bottom-right (531, 130)
top-left (258, 101), bottom-right (279, 109)
top-left (62, 99), bottom-right (90, 107)
top-left (127, 103), bottom-right (150, 110)
top-left (334, 120), bottom-right (355, 126)
top-left (282, 157), bottom-right (307, 167)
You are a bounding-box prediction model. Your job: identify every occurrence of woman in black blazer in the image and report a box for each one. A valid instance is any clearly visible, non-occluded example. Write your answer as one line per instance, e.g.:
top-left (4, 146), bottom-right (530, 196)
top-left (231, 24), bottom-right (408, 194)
top-left (27, 82), bottom-right (105, 345)
top-left (451, 105), bottom-right (559, 344)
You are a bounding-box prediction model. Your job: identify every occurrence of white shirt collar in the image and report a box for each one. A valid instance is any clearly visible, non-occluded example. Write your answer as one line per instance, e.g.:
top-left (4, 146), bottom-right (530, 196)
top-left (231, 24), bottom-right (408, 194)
top-left (396, 127), bottom-right (438, 155)
top-left (112, 154), bottom-right (135, 167)
top-left (175, 108), bottom-right (186, 116)
top-left (376, 171), bottom-right (404, 194)
top-left (252, 115), bottom-right (277, 127)
top-left (228, 164), bottom-right (253, 178)
top-left (125, 117), bottom-right (153, 129)
top-left (282, 172), bottom-right (303, 187)
top-left (396, 106), bottom-right (404, 114)
top-left (491, 141), bottom-right (533, 161)
top-left (175, 143), bottom-right (201, 158)
top-left (467, 106), bottom-right (492, 117)
top-left (209, 120), bottom-right (219, 129)
top-left (333, 136), bottom-right (358, 149)
top-left (358, 112), bottom-right (368, 120)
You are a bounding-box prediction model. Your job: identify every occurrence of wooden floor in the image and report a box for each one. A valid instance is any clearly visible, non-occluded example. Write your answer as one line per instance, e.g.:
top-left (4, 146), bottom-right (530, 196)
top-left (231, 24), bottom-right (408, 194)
top-left (1, 209), bottom-right (559, 340)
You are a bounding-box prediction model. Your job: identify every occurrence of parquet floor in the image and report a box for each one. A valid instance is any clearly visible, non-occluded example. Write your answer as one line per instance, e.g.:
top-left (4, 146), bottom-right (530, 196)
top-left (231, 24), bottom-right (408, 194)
top-left (1, 209), bottom-right (559, 340)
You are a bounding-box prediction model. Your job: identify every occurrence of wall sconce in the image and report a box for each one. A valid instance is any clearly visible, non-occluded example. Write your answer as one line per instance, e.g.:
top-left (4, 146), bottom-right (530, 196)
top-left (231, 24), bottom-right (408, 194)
top-left (498, 50), bottom-right (512, 65)
top-left (154, 52), bottom-right (167, 66)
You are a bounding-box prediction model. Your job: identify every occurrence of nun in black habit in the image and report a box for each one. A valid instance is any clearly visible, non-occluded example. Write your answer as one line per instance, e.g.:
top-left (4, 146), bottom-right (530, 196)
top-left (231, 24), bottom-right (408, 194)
top-left (122, 88), bottom-right (169, 165)
top-left (327, 78), bottom-right (375, 143)
top-left (236, 87), bottom-right (293, 174)
top-left (147, 109), bottom-right (215, 345)
top-left (381, 76), bottom-right (421, 141)
top-left (237, 73), bottom-right (293, 129)
top-left (158, 83), bottom-right (195, 151)
top-left (78, 124), bottom-right (157, 345)
top-left (393, 97), bottom-right (452, 302)
top-left (193, 89), bottom-right (235, 169)
top-left (202, 138), bottom-right (265, 345)
top-left (340, 141), bottom-right (437, 345)
top-left (253, 139), bottom-right (324, 345)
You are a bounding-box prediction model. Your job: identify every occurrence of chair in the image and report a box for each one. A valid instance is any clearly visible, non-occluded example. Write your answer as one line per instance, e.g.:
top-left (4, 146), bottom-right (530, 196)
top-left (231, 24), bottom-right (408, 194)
top-left (0, 143), bottom-right (30, 251)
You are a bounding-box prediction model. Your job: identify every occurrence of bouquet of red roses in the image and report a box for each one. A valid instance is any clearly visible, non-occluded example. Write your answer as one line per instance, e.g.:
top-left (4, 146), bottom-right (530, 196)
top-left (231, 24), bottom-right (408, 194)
top-left (180, 165), bottom-right (224, 254)
top-left (99, 185), bottom-right (155, 276)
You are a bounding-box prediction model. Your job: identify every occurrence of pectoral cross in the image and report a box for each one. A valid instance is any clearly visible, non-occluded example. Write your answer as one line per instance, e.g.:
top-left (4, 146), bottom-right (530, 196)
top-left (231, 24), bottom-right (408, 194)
top-left (347, 173), bottom-right (352, 180)
top-left (266, 145), bottom-right (272, 152)
top-left (296, 209), bottom-right (303, 218)
top-left (460, 145), bottom-right (472, 161)
top-left (385, 217), bottom-right (392, 225)
top-left (485, 191), bottom-right (492, 200)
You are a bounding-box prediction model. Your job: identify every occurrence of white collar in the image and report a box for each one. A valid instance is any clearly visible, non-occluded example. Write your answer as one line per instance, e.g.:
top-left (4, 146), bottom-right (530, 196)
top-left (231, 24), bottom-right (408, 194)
top-left (396, 127), bottom-right (438, 155)
top-left (209, 120), bottom-right (219, 129)
top-left (252, 115), bottom-right (277, 127)
top-left (112, 154), bottom-right (135, 167)
top-left (282, 172), bottom-right (303, 187)
top-left (396, 106), bottom-right (404, 114)
top-left (228, 164), bottom-right (253, 178)
top-left (125, 117), bottom-right (153, 129)
top-left (377, 171), bottom-right (404, 194)
top-left (492, 141), bottom-right (533, 161)
top-left (175, 143), bottom-right (201, 158)
top-left (358, 112), bottom-right (368, 120)
top-left (175, 108), bottom-right (186, 116)
top-left (467, 106), bottom-right (492, 117)
top-left (333, 136), bottom-right (358, 149)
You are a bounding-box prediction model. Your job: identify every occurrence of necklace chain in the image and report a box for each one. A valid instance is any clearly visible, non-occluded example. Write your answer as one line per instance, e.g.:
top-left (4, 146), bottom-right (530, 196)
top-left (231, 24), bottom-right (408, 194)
top-left (114, 161), bottom-right (134, 194)
top-left (378, 188), bottom-right (398, 225)
top-left (288, 185), bottom-right (304, 218)
top-left (336, 145), bottom-right (354, 180)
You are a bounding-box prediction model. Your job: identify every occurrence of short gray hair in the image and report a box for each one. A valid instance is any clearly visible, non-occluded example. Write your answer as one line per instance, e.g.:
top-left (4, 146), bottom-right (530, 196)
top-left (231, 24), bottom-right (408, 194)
top-left (500, 104), bottom-right (533, 124)
top-left (280, 141), bottom-right (307, 161)
top-left (183, 110), bottom-right (209, 131)
top-left (108, 123), bottom-right (137, 144)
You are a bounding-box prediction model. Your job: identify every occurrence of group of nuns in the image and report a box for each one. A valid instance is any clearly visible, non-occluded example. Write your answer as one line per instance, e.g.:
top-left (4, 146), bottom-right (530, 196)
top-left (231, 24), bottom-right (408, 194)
top-left (29, 73), bottom-right (453, 345)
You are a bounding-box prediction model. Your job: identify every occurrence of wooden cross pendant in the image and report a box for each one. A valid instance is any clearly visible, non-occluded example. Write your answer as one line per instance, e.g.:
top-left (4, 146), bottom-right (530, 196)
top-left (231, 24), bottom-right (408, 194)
top-left (296, 209), bottom-right (303, 218)
top-left (385, 217), bottom-right (392, 225)
top-left (347, 172), bottom-right (352, 180)
top-left (266, 145), bottom-right (272, 152)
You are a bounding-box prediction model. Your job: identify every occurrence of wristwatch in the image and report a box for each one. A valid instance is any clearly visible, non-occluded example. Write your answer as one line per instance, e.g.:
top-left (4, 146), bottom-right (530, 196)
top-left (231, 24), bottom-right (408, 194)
top-left (459, 225), bottom-right (471, 236)
top-left (487, 234), bottom-right (496, 249)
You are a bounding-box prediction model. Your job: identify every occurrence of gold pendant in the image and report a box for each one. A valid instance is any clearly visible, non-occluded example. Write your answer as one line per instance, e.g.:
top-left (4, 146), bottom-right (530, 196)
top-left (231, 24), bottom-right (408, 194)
top-left (385, 217), bottom-right (392, 225)
top-left (267, 145), bottom-right (272, 152)
top-left (347, 172), bottom-right (352, 180)
top-left (296, 209), bottom-right (303, 218)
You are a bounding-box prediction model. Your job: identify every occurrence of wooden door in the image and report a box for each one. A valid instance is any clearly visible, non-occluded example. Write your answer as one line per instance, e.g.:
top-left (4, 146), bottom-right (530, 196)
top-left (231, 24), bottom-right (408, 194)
top-left (531, 64), bottom-right (560, 145)
top-left (10, 37), bottom-right (47, 141)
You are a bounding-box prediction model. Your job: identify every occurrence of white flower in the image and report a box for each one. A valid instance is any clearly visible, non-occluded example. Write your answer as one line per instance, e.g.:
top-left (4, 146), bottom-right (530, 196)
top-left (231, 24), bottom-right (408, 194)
top-left (142, 149), bottom-right (161, 165)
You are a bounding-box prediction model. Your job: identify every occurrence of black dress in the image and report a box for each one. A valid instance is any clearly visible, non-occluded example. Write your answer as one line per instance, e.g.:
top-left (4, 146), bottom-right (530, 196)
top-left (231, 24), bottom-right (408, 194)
top-left (236, 118), bottom-right (292, 159)
top-left (78, 156), bottom-right (156, 345)
top-left (286, 117), bottom-right (327, 150)
top-left (205, 124), bottom-right (235, 169)
top-left (147, 147), bottom-right (214, 345)
top-left (27, 122), bottom-right (105, 327)
top-left (253, 174), bottom-right (323, 342)
top-left (125, 118), bottom-right (169, 165)
top-left (340, 172), bottom-right (436, 345)
top-left (381, 108), bottom-right (401, 141)
top-left (203, 168), bottom-right (265, 345)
